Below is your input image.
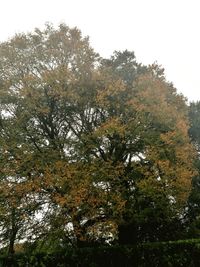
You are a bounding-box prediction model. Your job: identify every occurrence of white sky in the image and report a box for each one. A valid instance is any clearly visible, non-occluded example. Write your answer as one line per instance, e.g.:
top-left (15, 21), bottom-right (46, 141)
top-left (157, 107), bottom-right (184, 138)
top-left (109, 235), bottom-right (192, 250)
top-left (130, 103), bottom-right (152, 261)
top-left (0, 0), bottom-right (200, 102)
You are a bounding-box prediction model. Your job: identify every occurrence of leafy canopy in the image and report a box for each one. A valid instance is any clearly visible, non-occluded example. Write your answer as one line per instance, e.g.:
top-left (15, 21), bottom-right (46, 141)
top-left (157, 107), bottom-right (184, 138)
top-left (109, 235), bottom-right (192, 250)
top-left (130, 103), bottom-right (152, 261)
top-left (0, 23), bottom-right (195, 251)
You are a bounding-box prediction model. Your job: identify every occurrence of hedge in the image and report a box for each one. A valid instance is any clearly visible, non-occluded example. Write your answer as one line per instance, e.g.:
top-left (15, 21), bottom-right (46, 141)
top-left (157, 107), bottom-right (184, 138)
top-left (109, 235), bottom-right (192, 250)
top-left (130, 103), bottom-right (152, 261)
top-left (1, 239), bottom-right (200, 267)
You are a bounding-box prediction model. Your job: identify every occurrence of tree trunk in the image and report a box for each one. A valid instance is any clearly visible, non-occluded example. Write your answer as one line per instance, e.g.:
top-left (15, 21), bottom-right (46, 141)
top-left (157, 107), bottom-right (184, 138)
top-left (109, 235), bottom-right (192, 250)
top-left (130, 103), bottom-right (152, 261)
top-left (8, 208), bottom-right (18, 255)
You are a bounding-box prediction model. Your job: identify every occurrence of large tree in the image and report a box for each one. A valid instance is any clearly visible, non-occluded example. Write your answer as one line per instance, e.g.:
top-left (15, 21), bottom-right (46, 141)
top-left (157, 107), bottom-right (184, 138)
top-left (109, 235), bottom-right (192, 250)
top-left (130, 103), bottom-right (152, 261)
top-left (0, 24), bottom-right (195, 250)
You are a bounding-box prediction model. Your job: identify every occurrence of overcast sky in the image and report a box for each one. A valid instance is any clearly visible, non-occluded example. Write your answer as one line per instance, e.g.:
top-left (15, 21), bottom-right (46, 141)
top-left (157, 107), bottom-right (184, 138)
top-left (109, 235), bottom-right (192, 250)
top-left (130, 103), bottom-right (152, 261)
top-left (0, 0), bottom-right (199, 102)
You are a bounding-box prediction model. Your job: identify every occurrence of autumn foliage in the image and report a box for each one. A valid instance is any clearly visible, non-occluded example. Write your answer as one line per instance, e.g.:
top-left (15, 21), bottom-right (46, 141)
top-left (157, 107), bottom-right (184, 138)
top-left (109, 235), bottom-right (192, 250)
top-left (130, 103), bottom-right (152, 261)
top-left (0, 24), bottom-right (196, 253)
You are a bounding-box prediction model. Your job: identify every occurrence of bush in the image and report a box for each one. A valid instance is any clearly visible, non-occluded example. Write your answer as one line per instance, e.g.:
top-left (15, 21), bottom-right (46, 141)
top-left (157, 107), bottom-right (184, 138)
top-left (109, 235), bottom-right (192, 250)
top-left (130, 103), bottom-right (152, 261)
top-left (1, 239), bottom-right (200, 266)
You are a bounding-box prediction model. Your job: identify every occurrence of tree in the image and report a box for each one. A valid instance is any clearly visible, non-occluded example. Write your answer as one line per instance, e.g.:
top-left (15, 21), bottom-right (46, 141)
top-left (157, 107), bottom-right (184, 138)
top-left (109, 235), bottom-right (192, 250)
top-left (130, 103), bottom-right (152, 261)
top-left (0, 22), bottom-right (100, 250)
top-left (185, 101), bottom-right (200, 237)
top-left (0, 24), bottom-right (195, 250)
top-left (94, 63), bottom-right (195, 243)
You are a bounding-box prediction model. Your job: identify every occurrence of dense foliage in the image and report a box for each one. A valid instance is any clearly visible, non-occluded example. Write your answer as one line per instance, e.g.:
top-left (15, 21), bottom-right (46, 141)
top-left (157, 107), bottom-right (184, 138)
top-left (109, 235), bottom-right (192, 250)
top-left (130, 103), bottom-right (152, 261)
top-left (0, 23), bottom-right (198, 256)
top-left (186, 102), bottom-right (200, 237)
top-left (1, 239), bottom-right (200, 266)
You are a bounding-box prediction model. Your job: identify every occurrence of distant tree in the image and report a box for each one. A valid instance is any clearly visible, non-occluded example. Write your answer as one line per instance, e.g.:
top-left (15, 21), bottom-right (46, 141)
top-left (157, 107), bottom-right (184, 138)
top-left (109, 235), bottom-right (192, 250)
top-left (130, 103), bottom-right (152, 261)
top-left (189, 101), bottom-right (200, 148)
top-left (185, 101), bottom-right (200, 237)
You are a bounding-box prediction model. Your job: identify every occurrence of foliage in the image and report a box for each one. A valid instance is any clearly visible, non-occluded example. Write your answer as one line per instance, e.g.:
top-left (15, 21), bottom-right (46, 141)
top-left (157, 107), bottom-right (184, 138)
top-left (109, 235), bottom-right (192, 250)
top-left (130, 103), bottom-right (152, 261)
top-left (185, 101), bottom-right (200, 237)
top-left (1, 239), bottom-right (200, 266)
top-left (0, 23), bottom-right (196, 251)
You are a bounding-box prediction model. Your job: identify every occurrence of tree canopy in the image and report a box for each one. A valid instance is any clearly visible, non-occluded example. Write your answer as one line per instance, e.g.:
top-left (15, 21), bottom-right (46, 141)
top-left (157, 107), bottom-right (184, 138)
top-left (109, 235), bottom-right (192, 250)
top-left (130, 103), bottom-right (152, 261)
top-left (0, 23), bottom-right (196, 253)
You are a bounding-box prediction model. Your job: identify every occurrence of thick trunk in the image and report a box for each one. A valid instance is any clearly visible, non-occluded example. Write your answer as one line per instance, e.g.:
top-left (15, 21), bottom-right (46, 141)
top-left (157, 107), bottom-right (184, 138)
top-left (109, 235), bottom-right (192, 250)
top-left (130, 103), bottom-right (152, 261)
top-left (8, 208), bottom-right (18, 255)
top-left (6, 230), bottom-right (18, 267)
top-left (8, 235), bottom-right (16, 255)
top-left (118, 223), bottom-right (138, 245)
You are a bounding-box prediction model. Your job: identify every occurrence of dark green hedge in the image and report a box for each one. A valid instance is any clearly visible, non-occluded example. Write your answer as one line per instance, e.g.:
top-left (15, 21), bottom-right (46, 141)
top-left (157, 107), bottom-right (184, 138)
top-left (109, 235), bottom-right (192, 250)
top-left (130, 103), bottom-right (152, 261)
top-left (1, 239), bottom-right (200, 267)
